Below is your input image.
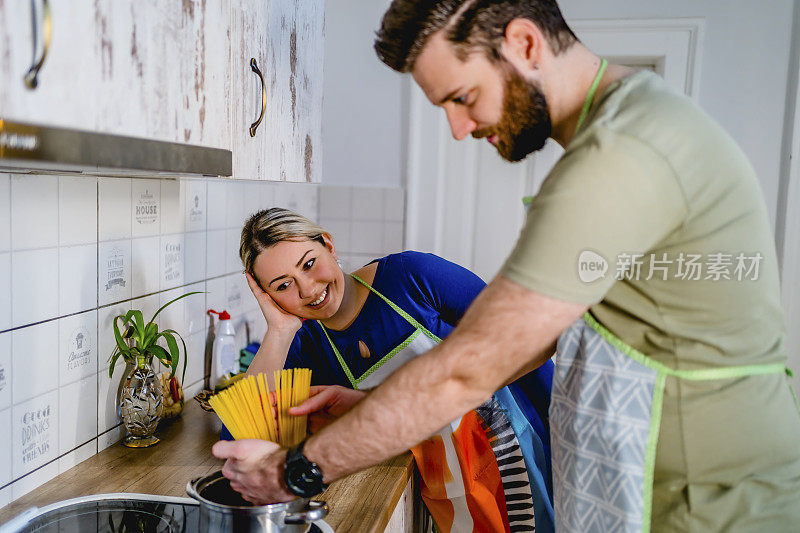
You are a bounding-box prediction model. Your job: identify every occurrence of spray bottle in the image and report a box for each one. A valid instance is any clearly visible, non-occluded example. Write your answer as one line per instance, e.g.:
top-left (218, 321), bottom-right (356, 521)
top-left (207, 309), bottom-right (238, 389)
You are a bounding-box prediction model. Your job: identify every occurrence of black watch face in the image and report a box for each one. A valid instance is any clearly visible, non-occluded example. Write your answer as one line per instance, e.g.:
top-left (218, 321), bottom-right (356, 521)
top-left (285, 461), bottom-right (324, 497)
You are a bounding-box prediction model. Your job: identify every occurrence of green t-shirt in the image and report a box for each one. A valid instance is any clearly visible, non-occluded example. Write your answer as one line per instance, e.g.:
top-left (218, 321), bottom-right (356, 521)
top-left (502, 71), bottom-right (800, 529)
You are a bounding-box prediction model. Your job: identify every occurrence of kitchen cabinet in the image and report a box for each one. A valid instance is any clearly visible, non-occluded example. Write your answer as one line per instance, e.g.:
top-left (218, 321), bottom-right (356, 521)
top-left (230, 0), bottom-right (324, 182)
top-left (0, 1), bottom-right (229, 150)
top-left (0, 0), bottom-right (324, 182)
top-left (230, 0), bottom-right (270, 181)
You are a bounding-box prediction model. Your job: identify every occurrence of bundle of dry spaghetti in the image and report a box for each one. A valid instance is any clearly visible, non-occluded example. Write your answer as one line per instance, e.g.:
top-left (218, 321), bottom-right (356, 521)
top-left (208, 369), bottom-right (312, 447)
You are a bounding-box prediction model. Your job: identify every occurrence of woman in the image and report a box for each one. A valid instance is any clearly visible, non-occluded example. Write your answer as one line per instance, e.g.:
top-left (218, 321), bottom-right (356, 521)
top-left (238, 207), bottom-right (555, 532)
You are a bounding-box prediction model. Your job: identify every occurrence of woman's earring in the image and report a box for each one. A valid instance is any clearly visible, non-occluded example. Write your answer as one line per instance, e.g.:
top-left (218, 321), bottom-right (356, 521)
top-left (337, 259), bottom-right (343, 268)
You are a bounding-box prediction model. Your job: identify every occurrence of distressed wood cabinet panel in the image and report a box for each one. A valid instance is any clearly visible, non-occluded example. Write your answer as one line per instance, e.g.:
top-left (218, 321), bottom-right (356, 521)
top-left (230, 0), bottom-right (324, 182)
top-left (0, 0), bottom-right (230, 150)
top-left (0, 1), bottom-right (103, 130)
top-left (285, 0), bottom-right (324, 183)
top-left (94, 0), bottom-right (230, 148)
top-left (230, 0), bottom-right (269, 180)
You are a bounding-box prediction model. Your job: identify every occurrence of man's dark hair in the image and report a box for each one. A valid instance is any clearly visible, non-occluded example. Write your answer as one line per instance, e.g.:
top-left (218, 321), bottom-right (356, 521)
top-left (375, 0), bottom-right (578, 73)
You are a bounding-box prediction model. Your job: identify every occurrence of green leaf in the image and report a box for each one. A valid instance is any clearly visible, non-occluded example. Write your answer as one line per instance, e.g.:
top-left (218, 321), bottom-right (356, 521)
top-left (150, 345), bottom-right (171, 368)
top-left (112, 316), bottom-right (129, 355)
top-left (132, 310), bottom-right (145, 344)
top-left (148, 291), bottom-right (204, 327)
top-left (143, 322), bottom-right (159, 349)
top-left (162, 329), bottom-right (188, 382)
top-left (159, 331), bottom-right (181, 379)
top-left (109, 349), bottom-right (122, 379)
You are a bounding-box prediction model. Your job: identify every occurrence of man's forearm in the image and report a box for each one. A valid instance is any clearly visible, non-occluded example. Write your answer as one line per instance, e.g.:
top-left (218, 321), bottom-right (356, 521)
top-left (302, 276), bottom-right (587, 481)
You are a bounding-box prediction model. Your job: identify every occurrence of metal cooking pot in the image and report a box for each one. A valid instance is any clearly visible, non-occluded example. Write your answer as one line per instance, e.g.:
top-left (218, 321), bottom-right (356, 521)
top-left (187, 470), bottom-right (328, 533)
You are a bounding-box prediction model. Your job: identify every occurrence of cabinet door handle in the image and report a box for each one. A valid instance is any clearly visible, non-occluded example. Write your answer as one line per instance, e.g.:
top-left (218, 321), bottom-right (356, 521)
top-left (24, 0), bottom-right (51, 89)
top-left (249, 58), bottom-right (267, 137)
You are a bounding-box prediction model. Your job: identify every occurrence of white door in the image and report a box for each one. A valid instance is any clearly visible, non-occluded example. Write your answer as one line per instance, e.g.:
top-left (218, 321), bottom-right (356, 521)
top-left (405, 19), bottom-right (704, 281)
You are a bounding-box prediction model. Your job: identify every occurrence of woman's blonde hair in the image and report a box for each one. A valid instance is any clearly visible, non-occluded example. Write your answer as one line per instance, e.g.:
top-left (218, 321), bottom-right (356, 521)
top-left (240, 208), bottom-right (327, 276)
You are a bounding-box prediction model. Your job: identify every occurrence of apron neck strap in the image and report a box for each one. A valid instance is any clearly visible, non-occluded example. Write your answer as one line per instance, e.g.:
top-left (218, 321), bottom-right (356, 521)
top-left (349, 273), bottom-right (431, 333)
top-left (574, 58), bottom-right (608, 135)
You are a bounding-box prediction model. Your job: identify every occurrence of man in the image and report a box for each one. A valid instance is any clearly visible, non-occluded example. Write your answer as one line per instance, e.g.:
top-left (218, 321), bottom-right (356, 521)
top-left (214, 0), bottom-right (800, 530)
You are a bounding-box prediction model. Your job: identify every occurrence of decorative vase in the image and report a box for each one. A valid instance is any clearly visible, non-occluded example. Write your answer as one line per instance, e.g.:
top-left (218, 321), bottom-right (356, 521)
top-left (119, 355), bottom-right (163, 447)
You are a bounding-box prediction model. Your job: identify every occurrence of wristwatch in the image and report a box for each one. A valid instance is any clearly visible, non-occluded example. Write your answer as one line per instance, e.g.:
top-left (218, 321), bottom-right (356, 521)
top-left (284, 439), bottom-right (327, 498)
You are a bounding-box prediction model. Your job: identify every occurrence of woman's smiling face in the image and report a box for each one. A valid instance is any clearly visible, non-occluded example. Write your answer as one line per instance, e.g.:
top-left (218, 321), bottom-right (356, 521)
top-left (251, 235), bottom-right (345, 320)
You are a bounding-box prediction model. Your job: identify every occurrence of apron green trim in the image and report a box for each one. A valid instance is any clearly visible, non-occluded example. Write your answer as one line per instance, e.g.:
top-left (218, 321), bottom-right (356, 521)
top-left (583, 312), bottom-right (789, 380)
top-left (319, 324), bottom-right (359, 388)
top-left (575, 58), bottom-right (608, 135)
top-left (318, 274), bottom-right (442, 390)
top-left (642, 372), bottom-right (666, 532)
top-left (581, 311), bottom-right (791, 533)
top-left (351, 274), bottom-right (443, 343)
top-left (355, 329), bottom-right (422, 388)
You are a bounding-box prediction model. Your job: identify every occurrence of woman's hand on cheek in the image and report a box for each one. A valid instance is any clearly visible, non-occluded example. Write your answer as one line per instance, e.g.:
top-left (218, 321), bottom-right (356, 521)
top-left (245, 272), bottom-right (303, 336)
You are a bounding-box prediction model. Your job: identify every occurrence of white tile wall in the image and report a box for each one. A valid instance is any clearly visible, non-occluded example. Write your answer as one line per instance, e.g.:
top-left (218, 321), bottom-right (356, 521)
top-left (0, 253), bottom-right (10, 331)
top-left (0, 174), bottom-right (9, 252)
top-left (0, 178), bottom-right (399, 505)
top-left (243, 182), bottom-right (262, 223)
top-left (351, 187), bottom-right (384, 222)
top-left (319, 185), bottom-right (351, 219)
top-left (131, 237), bottom-right (160, 298)
top-left (12, 321), bottom-right (59, 405)
top-left (225, 181), bottom-right (246, 229)
top-left (384, 189), bottom-right (405, 222)
top-left (317, 184), bottom-right (405, 271)
top-left (98, 240), bottom-right (132, 306)
top-left (11, 175), bottom-right (59, 251)
top-left (0, 408), bottom-right (10, 486)
top-left (161, 234), bottom-right (186, 290)
top-left (131, 179), bottom-right (161, 238)
top-left (206, 181), bottom-right (227, 230)
top-left (12, 390), bottom-right (59, 479)
top-left (185, 180), bottom-right (207, 232)
top-left (225, 229), bottom-right (242, 274)
top-left (58, 310), bottom-right (98, 387)
top-left (58, 375), bottom-right (98, 455)
top-left (184, 231), bottom-right (207, 284)
top-left (350, 223), bottom-right (384, 255)
top-left (0, 333), bottom-right (10, 411)
top-left (185, 282), bottom-right (207, 337)
top-left (11, 248), bottom-right (59, 327)
top-left (59, 176), bottom-right (98, 246)
top-left (58, 244), bottom-right (98, 315)
top-left (206, 230), bottom-right (227, 278)
top-left (160, 179), bottom-right (185, 235)
top-left (11, 461), bottom-right (59, 501)
top-left (97, 361), bottom-right (126, 435)
top-left (98, 178), bottom-right (132, 242)
top-left (58, 439), bottom-right (97, 474)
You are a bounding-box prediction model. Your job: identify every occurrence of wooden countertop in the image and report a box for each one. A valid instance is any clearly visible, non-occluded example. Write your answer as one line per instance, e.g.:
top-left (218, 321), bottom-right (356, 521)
top-left (0, 401), bottom-right (414, 532)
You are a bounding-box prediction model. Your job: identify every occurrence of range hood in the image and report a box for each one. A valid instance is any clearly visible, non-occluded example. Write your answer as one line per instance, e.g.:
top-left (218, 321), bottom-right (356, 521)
top-left (0, 119), bottom-right (232, 177)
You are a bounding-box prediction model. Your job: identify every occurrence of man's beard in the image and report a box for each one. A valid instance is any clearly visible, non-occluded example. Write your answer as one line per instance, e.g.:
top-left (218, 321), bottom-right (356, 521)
top-left (474, 65), bottom-right (552, 162)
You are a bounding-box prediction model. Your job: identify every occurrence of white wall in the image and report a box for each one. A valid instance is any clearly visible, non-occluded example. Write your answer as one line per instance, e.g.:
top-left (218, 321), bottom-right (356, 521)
top-left (322, 0), bottom-right (407, 188)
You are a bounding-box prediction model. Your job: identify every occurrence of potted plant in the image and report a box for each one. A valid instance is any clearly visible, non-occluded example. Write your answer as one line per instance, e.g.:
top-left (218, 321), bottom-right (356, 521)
top-left (109, 291), bottom-right (202, 447)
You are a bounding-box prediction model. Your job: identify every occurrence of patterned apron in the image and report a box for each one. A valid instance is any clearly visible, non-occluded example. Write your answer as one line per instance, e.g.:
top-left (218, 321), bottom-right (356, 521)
top-left (320, 275), bottom-right (554, 532)
top-left (550, 313), bottom-right (792, 532)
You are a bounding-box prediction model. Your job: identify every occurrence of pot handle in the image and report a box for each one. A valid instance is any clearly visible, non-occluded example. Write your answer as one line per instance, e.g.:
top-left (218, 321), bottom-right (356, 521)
top-left (186, 477), bottom-right (203, 501)
top-left (284, 500), bottom-right (328, 525)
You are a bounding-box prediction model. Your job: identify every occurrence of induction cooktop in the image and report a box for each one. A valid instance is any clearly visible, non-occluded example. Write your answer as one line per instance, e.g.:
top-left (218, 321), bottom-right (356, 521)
top-left (0, 494), bottom-right (334, 533)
